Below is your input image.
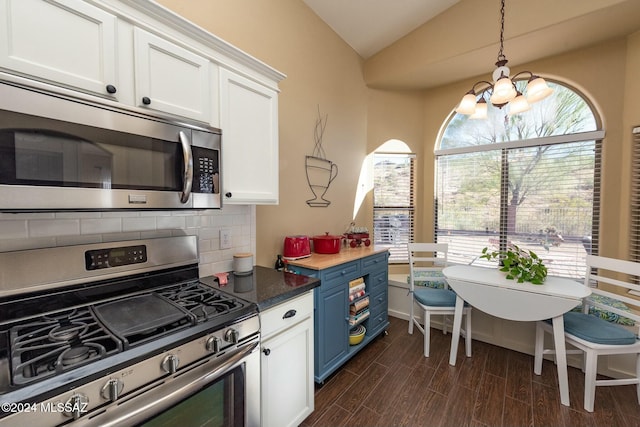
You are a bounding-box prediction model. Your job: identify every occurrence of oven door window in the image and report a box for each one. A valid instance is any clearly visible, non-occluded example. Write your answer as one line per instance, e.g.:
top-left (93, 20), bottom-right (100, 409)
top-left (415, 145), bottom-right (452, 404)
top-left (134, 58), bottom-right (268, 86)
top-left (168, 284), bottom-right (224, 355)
top-left (0, 114), bottom-right (182, 191)
top-left (137, 365), bottom-right (245, 427)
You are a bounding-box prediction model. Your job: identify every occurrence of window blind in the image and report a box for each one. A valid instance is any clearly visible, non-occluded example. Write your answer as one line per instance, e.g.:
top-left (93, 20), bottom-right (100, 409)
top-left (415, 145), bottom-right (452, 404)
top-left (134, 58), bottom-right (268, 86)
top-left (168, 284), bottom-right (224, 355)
top-left (631, 127), bottom-right (640, 264)
top-left (373, 153), bottom-right (415, 263)
top-left (436, 139), bottom-right (600, 279)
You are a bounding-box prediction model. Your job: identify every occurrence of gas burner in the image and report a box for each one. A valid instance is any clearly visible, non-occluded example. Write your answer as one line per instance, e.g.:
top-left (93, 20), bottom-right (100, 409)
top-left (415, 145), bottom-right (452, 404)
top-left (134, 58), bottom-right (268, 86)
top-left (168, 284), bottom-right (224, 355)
top-left (48, 322), bottom-right (88, 342)
top-left (10, 308), bottom-right (122, 385)
top-left (156, 281), bottom-right (246, 322)
top-left (59, 344), bottom-right (101, 366)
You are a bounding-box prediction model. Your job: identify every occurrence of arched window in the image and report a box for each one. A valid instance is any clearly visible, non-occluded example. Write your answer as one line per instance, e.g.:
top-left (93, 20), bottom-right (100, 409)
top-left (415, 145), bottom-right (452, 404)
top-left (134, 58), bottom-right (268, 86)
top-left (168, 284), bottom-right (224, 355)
top-left (435, 80), bottom-right (603, 278)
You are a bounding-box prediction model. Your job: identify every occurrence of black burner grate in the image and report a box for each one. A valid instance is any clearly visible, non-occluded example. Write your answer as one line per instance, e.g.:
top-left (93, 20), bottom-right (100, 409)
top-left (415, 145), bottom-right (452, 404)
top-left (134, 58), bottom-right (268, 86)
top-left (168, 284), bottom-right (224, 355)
top-left (156, 281), bottom-right (247, 322)
top-left (9, 308), bottom-right (122, 386)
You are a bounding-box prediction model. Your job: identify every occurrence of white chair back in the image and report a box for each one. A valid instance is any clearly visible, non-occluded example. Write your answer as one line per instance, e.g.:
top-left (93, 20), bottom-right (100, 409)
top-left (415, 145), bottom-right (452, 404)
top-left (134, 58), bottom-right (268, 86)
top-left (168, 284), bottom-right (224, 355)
top-left (408, 243), bottom-right (449, 292)
top-left (584, 255), bottom-right (640, 337)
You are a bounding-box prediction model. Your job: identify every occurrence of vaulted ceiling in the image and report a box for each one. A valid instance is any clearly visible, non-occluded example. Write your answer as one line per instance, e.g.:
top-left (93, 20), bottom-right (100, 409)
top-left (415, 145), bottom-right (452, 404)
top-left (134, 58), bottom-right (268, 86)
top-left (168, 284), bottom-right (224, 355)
top-left (303, 0), bottom-right (640, 90)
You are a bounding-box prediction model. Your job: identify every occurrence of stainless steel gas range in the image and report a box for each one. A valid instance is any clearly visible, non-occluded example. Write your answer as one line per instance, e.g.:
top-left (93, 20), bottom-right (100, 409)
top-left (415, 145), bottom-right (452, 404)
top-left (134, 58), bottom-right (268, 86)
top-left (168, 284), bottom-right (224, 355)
top-left (0, 235), bottom-right (260, 426)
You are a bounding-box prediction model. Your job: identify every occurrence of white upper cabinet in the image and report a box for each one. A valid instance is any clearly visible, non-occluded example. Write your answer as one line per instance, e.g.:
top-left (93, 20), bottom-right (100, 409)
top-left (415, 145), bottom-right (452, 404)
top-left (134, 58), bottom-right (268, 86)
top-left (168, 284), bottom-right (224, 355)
top-left (0, 0), bottom-right (284, 204)
top-left (220, 68), bottom-right (279, 204)
top-left (133, 27), bottom-right (212, 123)
top-left (0, 0), bottom-right (118, 98)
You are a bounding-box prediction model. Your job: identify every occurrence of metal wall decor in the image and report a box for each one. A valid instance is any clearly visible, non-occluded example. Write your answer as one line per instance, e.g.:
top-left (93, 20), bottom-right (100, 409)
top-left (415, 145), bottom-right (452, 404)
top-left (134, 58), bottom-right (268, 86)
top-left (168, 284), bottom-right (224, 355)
top-left (305, 106), bottom-right (338, 207)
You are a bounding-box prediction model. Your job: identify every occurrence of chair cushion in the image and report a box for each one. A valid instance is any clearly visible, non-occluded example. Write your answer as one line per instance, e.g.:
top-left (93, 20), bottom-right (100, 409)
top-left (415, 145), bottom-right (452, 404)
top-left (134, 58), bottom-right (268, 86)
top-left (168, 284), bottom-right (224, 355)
top-left (407, 270), bottom-right (447, 289)
top-left (570, 295), bottom-right (636, 326)
top-left (414, 288), bottom-right (457, 307)
top-left (562, 311), bottom-right (637, 345)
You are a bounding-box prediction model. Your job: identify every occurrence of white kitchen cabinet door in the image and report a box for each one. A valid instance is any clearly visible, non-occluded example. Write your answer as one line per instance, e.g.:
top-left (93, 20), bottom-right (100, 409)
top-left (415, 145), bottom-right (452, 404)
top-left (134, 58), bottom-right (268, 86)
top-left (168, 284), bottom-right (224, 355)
top-left (133, 27), bottom-right (212, 123)
top-left (261, 314), bottom-right (314, 427)
top-left (219, 68), bottom-right (279, 204)
top-left (0, 0), bottom-right (118, 98)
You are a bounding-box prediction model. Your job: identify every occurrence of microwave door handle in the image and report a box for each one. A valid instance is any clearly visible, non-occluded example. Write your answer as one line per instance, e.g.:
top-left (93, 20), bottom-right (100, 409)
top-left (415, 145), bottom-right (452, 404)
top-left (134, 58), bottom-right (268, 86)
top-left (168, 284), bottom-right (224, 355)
top-left (179, 131), bottom-right (193, 203)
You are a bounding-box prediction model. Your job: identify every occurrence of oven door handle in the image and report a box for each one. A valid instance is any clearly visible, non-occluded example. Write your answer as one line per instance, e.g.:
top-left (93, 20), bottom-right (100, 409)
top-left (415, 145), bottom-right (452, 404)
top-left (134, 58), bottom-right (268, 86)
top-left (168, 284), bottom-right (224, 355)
top-left (179, 130), bottom-right (193, 204)
top-left (84, 340), bottom-right (259, 427)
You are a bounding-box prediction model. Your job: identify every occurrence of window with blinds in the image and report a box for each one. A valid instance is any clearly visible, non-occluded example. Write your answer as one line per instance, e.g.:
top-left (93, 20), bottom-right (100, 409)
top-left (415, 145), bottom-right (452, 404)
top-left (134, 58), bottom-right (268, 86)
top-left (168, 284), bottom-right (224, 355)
top-left (373, 153), bottom-right (415, 263)
top-left (435, 81), bottom-right (602, 279)
top-left (631, 127), bottom-right (640, 265)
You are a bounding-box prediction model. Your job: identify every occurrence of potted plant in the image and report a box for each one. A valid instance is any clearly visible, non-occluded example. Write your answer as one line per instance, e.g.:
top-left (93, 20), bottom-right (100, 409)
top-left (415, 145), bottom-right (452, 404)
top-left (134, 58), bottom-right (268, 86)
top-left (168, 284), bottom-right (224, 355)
top-left (480, 244), bottom-right (548, 284)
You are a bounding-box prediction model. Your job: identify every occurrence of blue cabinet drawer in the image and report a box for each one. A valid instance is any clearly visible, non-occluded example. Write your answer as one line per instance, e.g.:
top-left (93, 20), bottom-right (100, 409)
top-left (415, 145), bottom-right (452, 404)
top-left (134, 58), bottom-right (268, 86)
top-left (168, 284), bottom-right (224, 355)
top-left (361, 252), bottom-right (388, 273)
top-left (322, 261), bottom-right (360, 290)
top-left (369, 289), bottom-right (388, 314)
top-left (367, 309), bottom-right (388, 336)
top-left (369, 269), bottom-right (387, 293)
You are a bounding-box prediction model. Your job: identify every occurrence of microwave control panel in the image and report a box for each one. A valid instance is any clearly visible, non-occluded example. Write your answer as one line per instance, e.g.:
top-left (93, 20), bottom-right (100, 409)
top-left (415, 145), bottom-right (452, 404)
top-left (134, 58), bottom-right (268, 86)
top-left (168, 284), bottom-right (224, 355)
top-left (192, 146), bottom-right (219, 194)
top-left (85, 245), bottom-right (147, 270)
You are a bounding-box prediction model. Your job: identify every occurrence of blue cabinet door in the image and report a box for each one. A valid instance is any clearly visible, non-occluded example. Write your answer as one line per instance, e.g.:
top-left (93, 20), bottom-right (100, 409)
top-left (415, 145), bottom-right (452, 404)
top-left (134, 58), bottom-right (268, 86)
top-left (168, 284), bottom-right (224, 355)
top-left (315, 284), bottom-right (348, 380)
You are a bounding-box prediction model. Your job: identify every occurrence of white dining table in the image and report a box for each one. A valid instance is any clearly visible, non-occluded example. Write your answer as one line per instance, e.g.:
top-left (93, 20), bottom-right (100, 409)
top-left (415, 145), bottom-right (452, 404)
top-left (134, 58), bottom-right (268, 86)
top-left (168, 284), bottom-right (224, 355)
top-left (443, 264), bottom-right (591, 407)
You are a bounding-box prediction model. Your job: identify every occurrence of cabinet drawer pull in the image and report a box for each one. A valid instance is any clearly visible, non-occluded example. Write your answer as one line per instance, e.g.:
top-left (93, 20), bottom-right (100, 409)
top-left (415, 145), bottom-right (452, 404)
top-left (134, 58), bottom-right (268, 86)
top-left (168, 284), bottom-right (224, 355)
top-left (105, 84), bottom-right (117, 94)
top-left (142, 96), bottom-right (151, 105)
top-left (263, 348), bottom-right (271, 356)
top-left (283, 309), bottom-right (297, 319)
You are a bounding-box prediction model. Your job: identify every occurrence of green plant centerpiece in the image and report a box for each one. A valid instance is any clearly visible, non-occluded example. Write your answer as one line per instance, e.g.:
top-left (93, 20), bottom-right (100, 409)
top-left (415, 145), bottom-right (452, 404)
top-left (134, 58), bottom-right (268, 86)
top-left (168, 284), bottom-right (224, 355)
top-left (480, 244), bottom-right (548, 284)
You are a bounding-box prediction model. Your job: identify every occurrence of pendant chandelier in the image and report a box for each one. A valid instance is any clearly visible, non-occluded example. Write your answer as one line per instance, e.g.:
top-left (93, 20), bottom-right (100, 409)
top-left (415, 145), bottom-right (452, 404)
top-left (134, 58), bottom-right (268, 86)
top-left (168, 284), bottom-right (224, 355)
top-left (456, 0), bottom-right (553, 119)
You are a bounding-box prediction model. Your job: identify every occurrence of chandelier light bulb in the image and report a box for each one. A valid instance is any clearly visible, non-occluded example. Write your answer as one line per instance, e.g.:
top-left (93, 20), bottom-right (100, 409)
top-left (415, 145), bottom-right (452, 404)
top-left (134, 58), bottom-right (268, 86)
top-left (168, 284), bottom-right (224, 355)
top-left (490, 76), bottom-right (517, 105)
top-left (507, 92), bottom-right (530, 116)
top-left (526, 76), bottom-right (554, 103)
top-left (470, 98), bottom-right (488, 119)
top-left (456, 92), bottom-right (478, 115)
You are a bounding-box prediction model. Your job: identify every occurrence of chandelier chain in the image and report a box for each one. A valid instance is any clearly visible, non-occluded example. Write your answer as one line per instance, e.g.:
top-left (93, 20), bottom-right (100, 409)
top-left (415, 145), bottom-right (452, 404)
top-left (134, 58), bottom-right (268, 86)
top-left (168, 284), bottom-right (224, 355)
top-left (497, 0), bottom-right (506, 62)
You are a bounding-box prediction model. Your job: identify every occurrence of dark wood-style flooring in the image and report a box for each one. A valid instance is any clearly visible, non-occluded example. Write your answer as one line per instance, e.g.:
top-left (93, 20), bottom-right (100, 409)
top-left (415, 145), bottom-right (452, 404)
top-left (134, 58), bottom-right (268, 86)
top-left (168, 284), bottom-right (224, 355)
top-left (301, 316), bottom-right (640, 427)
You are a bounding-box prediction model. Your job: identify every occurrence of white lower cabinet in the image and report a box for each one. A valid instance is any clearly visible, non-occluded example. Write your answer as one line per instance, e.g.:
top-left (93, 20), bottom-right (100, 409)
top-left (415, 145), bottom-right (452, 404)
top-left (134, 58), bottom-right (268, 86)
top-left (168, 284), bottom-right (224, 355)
top-left (260, 291), bottom-right (314, 427)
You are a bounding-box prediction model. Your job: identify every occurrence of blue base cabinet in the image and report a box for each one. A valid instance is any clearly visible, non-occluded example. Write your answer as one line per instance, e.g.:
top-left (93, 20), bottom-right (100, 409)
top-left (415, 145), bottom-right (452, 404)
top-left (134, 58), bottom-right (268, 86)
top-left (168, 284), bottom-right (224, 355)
top-left (288, 250), bottom-right (389, 383)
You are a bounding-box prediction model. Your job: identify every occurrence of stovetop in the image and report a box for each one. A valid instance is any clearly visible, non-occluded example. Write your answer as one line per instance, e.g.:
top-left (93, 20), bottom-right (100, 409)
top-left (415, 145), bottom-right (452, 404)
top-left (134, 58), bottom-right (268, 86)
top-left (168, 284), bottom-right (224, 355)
top-left (4, 279), bottom-right (251, 391)
top-left (0, 236), bottom-right (259, 405)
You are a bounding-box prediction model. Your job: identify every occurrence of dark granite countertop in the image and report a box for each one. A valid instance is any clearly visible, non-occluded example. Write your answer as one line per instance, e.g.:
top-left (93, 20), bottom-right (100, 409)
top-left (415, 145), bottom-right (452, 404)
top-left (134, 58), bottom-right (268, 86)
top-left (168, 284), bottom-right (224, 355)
top-left (201, 265), bottom-right (320, 311)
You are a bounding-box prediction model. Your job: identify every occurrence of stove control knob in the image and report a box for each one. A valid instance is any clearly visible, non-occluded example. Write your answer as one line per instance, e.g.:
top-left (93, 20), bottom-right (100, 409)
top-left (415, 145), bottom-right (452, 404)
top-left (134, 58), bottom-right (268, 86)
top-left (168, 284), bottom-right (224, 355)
top-left (224, 328), bottom-right (239, 344)
top-left (101, 378), bottom-right (124, 401)
top-left (161, 354), bottom-right (180, 374)
top-left (63, 393), bottom-right (89, 419)
top-left (206, 336), bottom-right (221, 353)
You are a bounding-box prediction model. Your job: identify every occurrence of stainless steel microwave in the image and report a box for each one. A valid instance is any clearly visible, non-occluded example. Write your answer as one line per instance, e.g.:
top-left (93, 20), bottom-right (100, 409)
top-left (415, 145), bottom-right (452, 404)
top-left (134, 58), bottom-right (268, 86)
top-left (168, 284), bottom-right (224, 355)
top-left (0, 81), bottom-right (221, 211)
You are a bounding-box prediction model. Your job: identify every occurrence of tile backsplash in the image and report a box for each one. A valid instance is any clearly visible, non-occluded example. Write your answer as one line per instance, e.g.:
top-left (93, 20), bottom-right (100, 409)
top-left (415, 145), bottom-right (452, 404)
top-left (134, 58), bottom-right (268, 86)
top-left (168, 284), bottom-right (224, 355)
top-left (0, 205), bottom-right (255, 277)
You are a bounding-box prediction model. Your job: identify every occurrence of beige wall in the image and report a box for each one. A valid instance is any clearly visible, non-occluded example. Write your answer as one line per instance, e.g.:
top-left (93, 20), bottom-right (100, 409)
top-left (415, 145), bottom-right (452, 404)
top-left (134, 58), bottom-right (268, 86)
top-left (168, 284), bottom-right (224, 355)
top-left (158, 0), bottom-right (369, 267)
top-left (158, 0), bottom-right (639, 270)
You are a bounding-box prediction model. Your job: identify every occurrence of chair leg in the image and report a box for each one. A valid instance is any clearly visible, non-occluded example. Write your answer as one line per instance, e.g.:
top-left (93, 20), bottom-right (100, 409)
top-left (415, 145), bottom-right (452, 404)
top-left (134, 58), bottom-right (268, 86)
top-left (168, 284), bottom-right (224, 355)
top-left (636, 353), bottom-right (640, 406)
top-left (464, 309), bottom-right (472, 357)
top-left (583, 350), bottom-right (598, 413)
top-left (442, 315), bottom-right (448, 335)
top-left (534, 322), bottom-right (544, 375)
top-left (424, 309), bottom-right (430, 357)
top-left (408, 299), bottom-right (414, 334)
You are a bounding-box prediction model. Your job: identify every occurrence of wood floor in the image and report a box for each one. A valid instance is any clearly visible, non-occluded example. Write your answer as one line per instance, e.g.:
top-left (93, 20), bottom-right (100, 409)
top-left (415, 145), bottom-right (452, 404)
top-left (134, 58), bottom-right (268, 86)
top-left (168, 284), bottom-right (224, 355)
top-left (301, 316), bottom-right (640, 427)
